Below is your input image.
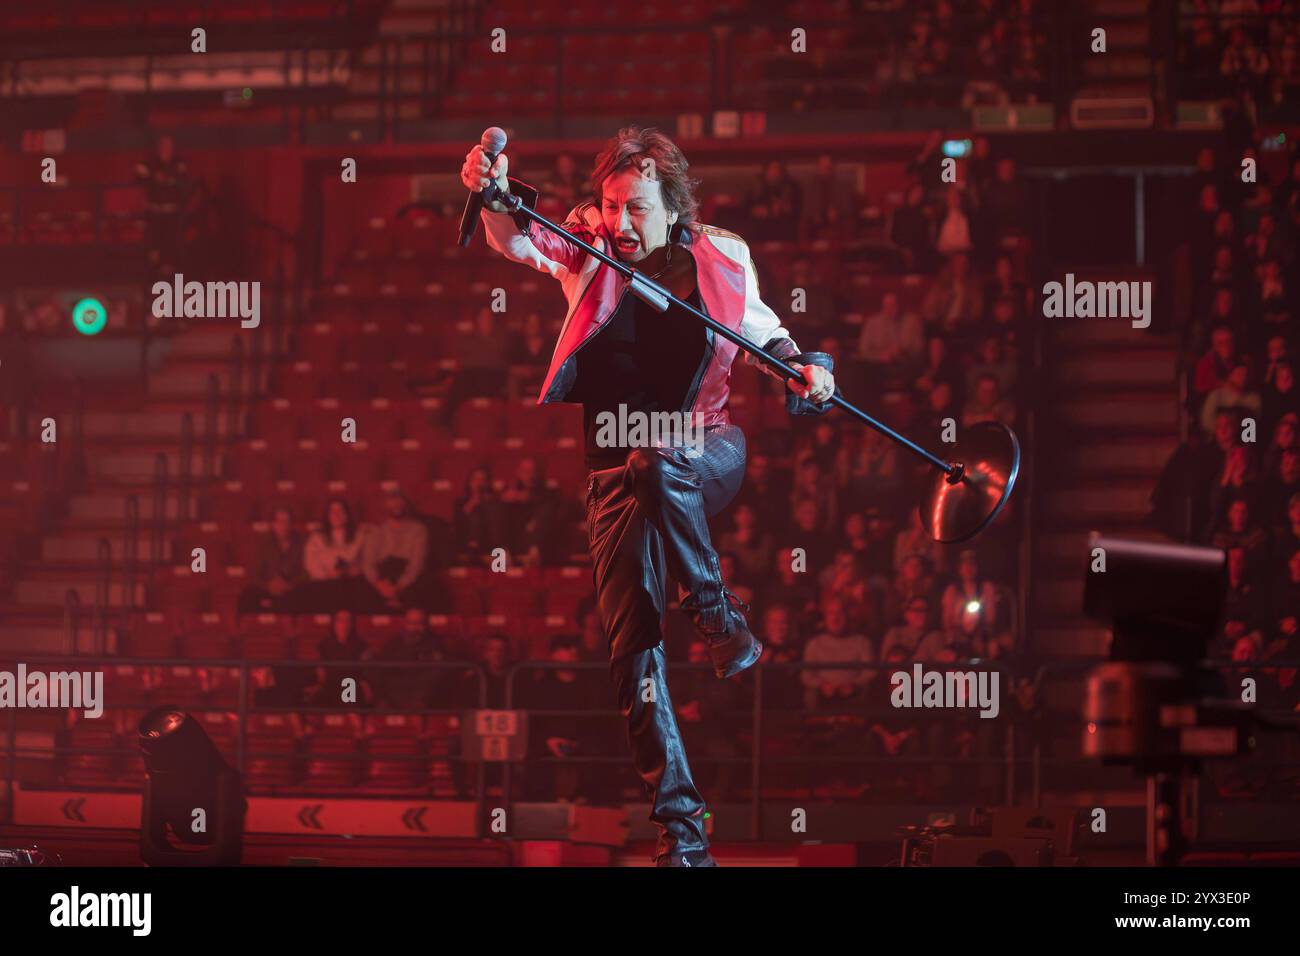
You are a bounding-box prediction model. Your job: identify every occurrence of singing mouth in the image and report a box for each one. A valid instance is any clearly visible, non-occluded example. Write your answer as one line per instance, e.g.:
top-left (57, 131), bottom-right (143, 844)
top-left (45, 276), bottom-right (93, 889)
top-left (615, 236), bottom-right (640, 254)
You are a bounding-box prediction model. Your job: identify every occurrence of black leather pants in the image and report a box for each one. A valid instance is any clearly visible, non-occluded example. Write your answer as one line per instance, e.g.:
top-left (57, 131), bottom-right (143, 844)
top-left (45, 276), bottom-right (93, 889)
top-left (585, 424), bottom-right (746, 858)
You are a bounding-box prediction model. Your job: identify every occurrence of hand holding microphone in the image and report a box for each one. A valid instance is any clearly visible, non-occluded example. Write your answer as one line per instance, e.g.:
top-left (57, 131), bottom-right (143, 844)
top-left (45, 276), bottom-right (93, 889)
top-left (458, 127), bottom-right (510, 245)
top-left (460, 144), bottom-right (509, 210)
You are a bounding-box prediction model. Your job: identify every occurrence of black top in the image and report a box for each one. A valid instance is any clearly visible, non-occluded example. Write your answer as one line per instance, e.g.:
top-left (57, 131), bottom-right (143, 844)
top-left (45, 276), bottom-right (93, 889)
top-left (571, 286), bottom-right (710, 469)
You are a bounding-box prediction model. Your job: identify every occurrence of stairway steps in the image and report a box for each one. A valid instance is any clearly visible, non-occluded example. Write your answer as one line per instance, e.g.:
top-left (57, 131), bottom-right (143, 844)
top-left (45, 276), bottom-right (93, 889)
top-left (86, 448), bottom-right (202, 482)
top-left (1032, 263), bottom-right (1175, 654)
top-left (1041, 487), bottom-right (1151, 520)
top-left (78, 410), bottom-right (232, 440)
top-left (1035, 530), bottom-right (1097, 564)
top-left (1055, 349), bottom-right (1176, 386)
top-left (1055, 395), bottom-right (1179, 429)
top-left (1037, 512), bottom-right (1156, 534)
top-left (42, 536), bottom-right (173, 563)
top-left (1032, 577), bottom-right (1086, 618)
top-left (1054, 320), bottom-right (1167, 346)
top-left (13, 579), bottom-right (145, 609)
top-left (146, 365), bottom-right (239, 399)
top-left (1034, 525), bottom-right (1168, 563)
top-left (0, 625), bottom-right (70, 655)
top-left (163, 327), bottom-right (258, 361)
top-left (1055, 435), bottom-right (1178, 473)
top-left (67, 492), bottom-right (193, 522)
top-left (1076, 82), bottom-right (1154, 99)
top-left (1082, 55), bottom-right (1154, 80)
top-left (1032, 625), bottom-right (1111, 658)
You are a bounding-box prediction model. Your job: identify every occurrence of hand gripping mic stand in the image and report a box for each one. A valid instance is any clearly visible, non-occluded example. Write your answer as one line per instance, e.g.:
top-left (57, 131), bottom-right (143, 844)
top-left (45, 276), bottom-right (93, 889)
top-left (484, 181), bottom-right (1020, 543)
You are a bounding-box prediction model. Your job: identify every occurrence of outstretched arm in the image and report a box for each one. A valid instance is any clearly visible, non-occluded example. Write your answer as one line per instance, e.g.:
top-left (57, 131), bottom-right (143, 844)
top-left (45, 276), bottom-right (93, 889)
top-left (462, 145), bottom-right (591, 277)
top-left (736, 251), bottom-right (837, 409)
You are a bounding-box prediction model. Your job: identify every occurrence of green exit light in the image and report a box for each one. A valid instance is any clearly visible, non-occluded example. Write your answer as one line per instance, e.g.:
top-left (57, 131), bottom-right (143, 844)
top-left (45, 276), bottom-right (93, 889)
top-left (72, 297), bottom-right (106, 336)
top-left (242, 87), bottom-right (253, 100)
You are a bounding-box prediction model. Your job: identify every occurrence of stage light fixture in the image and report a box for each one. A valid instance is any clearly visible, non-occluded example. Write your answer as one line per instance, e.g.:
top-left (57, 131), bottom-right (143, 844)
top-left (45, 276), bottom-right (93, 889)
top-left (137, 706), bottom-right (247, 866)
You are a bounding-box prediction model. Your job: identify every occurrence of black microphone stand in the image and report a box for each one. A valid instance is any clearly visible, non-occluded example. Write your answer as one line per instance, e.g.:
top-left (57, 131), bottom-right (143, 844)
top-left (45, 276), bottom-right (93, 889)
top-left (482, 182), bottom-right (1020, 542)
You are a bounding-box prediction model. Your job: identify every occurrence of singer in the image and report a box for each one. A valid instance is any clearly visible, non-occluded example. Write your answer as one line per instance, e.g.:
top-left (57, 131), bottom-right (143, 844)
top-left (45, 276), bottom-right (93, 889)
top-left (460, 126), bottom-right (836, 866)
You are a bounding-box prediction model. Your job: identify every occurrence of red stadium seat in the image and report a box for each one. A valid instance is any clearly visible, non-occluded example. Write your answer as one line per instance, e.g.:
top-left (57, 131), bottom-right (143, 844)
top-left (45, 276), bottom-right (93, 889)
top-left (411, 478), bottom-right (456, 522)
top-left (333, 441), bottom-right (379, 486)
top-left (302, 398), bottom-right (350, 442)
top-left (391, 211), bottom-right (440, 261)
top-left (452, 397), bottom-right (507, 439)
top-left (62, 721), bottom-right (120, 788)
top-left (302, 713), bottom-right (361, 789)
top-left (382, 438), bottom-right (434, 489)
top-left (240, 627), bottom-right (292, 661)
top-left (544, 438), bottom-right (588, 488)
top-left (203, 669), bottom-right (243, 708)
top-left (357, 398), bottom-right (403, 445)
top-left (301, 323), bottom-right (341, 368)
top-left (279, 361), bottom-right (321, 402)
top-left (293, 616), bottom-right (332, 659)
top-left (244, 712), bottom-right (300, 789)
top-left (359, 613), bottom-right (401, 651)
top-left (175, 520), bottom-right (236, 572)
top-left (438, 436), bottom-right (488, 491)
top-left (361, 713), bottom-right (426, 791)
top-left (204, 483), bottom-right (258, 526)
top-left (211, 566), bottom-right (251, 618)
top-left (446, 566), bottom-right (487, 615)
top-left (486, 567), bottom-right (543, 616)
top-left (253, 398), bottom-right (302, 446)
top-left (356, 215), bottom-right (392, 259)
top-left (353, 319), bottom-right (393, 366)
top-left (233, 440), bottom-right (281, 498)
top-left (124, 611), bottom-right (178, 657)
top-left (157, 665), bottom-right (206, 706)
top-left (103, 663), bottom-right (153, 707)
top-left (179, 613), bottom-right (234, 659)
top-left (194, 710), bottom-right (239, 761)
top-left (153, 566), bottom-right (213, 620)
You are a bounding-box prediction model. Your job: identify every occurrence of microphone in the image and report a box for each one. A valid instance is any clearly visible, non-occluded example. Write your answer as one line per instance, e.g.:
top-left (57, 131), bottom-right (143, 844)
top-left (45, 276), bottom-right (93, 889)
top-left (458, 126), bottom-right (509, 247)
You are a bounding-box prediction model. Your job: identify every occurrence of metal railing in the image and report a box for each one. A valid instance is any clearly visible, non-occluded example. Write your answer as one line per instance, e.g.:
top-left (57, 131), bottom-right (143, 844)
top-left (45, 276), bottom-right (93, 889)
top-left (94, 538), bottom-right (112, 655)
top-left (149, 453), bottom-right (168, 581)
top-left (203, 373), bottom-right (221, 486)
top-left (4, 654), bottom-right (1297, 836)
top-left (178, 412), bottom-right (194, 527)
top-left (2, 656), bottom-right (488, 830)
top-left (62, 588), bottom-right (81, 656)
top-left (503, 658), bottom-right (1018, 841)
top-left (123, 495), bottom-right (140, 642)
top-left (0, 181), bottom-right (149, 248)
top-left (69, 377), bottom-right (87, 489)
top-left (1026, 658), bottom-right (1300, 808)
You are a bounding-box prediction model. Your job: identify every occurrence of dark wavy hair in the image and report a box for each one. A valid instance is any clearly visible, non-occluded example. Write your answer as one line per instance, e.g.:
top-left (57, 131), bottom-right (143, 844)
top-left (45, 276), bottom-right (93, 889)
top-left (321, 496), bottom-right (357, 544)
top-left (590, 126), bottom-right (700, 226)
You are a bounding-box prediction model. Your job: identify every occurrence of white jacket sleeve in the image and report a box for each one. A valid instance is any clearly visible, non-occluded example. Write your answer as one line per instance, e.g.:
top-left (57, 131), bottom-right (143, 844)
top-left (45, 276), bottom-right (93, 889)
top-left (480, 191), bottom-right (600, 280)
top-left (481, 208), bottom-right (584, 279)
top-left (737, 249), bottom-right (799, 360)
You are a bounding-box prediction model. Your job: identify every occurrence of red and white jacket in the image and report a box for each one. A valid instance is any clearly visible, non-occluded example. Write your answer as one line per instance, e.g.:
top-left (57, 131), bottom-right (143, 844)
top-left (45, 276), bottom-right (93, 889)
top-left (481, 180), bottom-right (806, 428)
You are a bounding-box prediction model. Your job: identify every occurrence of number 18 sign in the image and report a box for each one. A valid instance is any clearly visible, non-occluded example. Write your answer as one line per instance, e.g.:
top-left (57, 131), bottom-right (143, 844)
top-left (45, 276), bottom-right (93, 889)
top-left (465, 710), bottom-right (528, 761)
